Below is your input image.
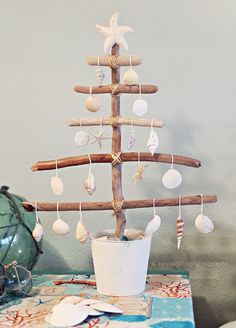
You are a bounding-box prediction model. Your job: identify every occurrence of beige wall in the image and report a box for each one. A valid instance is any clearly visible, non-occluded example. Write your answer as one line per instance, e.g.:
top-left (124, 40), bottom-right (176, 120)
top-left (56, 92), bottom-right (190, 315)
top-left (0, 1), bottom-right (235, 326)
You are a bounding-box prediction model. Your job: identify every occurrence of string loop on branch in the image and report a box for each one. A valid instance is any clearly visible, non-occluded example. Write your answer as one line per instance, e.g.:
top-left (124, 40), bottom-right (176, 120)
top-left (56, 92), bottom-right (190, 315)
top-left (107, 55), bottom-right (119, 68)
top-left (110, 84), bottom-right (120, 95)
top-left (111, 152), bottom-right (122, 165)
top-left (112, 199), bottom-right (124, 215)
top-left (109, 116), bottom-right (120, 127)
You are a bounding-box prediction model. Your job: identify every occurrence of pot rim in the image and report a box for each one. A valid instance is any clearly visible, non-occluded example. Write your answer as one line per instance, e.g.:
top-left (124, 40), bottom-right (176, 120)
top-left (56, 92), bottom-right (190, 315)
top-left (90, 229), bottom-right (152, 244)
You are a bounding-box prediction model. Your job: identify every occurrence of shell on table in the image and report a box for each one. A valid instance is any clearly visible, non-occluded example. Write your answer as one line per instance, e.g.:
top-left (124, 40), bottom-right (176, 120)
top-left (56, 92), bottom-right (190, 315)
top-left (147, 129), bottom-right (159, 155)
top-left (84, 172), bottom-right (96, 196)
top-left (32, 221), bottom-right (44, 242)
top-left (90, 302), bottom-right (123, 314)
top-left (60, 296), bottom-right (82, 304)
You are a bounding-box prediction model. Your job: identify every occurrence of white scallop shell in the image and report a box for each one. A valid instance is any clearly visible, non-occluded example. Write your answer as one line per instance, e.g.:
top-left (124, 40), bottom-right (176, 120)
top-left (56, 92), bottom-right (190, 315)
top-left (47, 303), bottom-right (88, 327)
top-left (74, 130), bottom-right (89, 146)
top-left (145, 215), bottom-right (161, 236)
top-left (60, 296), bottom-right (82, 304)
top-left (147, 129), bottom-right (159, 155)
top-left (50, 176), bottom-right (64, 195)
top-left (32, 222), bottom-right (43, 242)
top-left (132, 99), bottom-right (148, 116)
top-left (195, 214), bottom-right (214, 234)
top-left (162, 169), bottom-right (182, 189)
top-left (76, 219), bottom-right (89, 243)
top-left (96, 67), bottom-right (105, 86)
top-left (85, 95), bottom-right (101, 112)
top-left (90, 302), bottom-right (123, 314)
top-left (78, 305), bottom-right (104, 316)
top-left (123, 68), bottom-right (139, 85)
top-left (78, 299), bottom-right (103, 306)
top-left (84, 172), bottom-right (96, 196)
top-left (53, 218), bottom-right (70, 235)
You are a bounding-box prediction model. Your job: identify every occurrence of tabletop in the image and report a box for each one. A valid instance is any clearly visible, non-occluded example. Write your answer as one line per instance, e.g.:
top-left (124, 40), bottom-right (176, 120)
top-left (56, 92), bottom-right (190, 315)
top-left (0, 273), bottom-right (195, 327)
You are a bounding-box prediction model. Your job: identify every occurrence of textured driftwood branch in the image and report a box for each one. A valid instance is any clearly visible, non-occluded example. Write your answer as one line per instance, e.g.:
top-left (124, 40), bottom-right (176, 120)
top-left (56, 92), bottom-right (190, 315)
top-left (22, 195), bottom-right (217, 212)
top-left (74, 84), bottom-right (158, 94)
top-left (67, 117), bottom-right (164, 128)
top-left (31, 153), bottom-right (201, 172)
top-left (87, 55), bottom-right (141, 66)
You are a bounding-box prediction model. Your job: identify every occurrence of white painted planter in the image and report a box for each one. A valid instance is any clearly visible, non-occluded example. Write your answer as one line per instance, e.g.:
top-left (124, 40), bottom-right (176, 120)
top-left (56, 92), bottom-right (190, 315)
top-left (91, 230), bottom-right (152, 296)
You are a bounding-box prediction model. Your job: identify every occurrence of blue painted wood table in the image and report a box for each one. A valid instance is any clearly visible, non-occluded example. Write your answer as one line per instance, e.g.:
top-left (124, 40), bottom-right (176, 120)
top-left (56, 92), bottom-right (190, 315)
top-left (0, 273), bottom-right (195, 327)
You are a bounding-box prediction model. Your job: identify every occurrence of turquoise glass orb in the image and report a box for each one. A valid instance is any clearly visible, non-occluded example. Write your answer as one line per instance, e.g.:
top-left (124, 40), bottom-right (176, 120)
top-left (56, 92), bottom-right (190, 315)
top-left (0, 186), bottom-right (42, 271)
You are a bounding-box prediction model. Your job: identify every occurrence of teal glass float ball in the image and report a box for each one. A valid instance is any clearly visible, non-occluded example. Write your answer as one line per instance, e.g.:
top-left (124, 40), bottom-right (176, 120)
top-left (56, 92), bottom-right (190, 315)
top-left (0, 186), bottom-right (42, 271)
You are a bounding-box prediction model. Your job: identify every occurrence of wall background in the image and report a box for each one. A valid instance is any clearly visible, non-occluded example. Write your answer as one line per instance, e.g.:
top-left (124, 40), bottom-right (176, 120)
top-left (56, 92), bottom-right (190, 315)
top-left (0, 1), bottom-right (235, 327)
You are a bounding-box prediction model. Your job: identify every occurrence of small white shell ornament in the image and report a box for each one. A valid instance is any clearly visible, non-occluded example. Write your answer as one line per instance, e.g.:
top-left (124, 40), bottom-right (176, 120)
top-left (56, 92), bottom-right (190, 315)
top-left (132, 84), bottom-right (148, 116)
top-left (128, 123), bottom-right (136, 150)
top-left (74, 131), bottom-right (89, 146)
top-left (195, 195), bottom-right (214, 234)
top-left (32, 203), bottom-right (43, 242)
top-left (145, 199), bottom-right (161, 236)
top-left (96, 68), bottom-right (105, 86)
top-left (50, 160), bottom-right (64, 196)
top-left (76, 203), bottom-right (89, 244)
top-left (53, 203), bottom-right (70, 235)
top-left (123, 68), bottom-right (139, 85)
top-left (147, 121), bottom-right (159, 155)
top-left (162, 154), bottom-right (182, 189)
top-left (85, 87), bottom-right (101, 112)
top-left (84, 154), bottom-right (96, 196)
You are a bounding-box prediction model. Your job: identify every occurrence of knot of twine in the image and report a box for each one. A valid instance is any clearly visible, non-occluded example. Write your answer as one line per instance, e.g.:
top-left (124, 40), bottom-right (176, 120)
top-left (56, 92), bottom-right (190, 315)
top-left (107, 55), bottom-right (119, 69)
top-left (112, 199), bottom-right (124, 215)
top-left (110, 84), bottom-right (120, 95)
top-left (111, 152), bottom-right (122, 165)
top-left (109, 116), bottom-right (120, 128)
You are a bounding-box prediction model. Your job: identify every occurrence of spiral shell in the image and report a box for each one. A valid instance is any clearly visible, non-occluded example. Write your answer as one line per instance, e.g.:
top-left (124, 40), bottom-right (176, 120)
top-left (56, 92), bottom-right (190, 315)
top-left (147, 129), bottom-right (159, 155)
top-left (95, 67), bottom-right (105, 86)
top-left (84, 172), bottom-right (96, 196)
top-left (176, 217), bottom-right (184, 250)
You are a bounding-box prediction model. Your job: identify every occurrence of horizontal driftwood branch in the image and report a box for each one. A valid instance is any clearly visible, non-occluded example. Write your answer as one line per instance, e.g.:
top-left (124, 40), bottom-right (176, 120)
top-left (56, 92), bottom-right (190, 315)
top-left (31, 153), bottom-right (201, 171)
top-left (67, 117), bottom-right (164, 128)
top-left (22, 195), bottom-right (217, 212)
top-left (87, 55), bottom-right (141, 67)
top-left (74, 84), bottom-right (158, 94)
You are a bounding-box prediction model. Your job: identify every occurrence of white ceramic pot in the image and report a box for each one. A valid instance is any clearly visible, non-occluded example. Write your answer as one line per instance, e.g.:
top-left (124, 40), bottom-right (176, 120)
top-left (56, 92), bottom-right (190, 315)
top-left (91, 230), bottom-right (152, 296)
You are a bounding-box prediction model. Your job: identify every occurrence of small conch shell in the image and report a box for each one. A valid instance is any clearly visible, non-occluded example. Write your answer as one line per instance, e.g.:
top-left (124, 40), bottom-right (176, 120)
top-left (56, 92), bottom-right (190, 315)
top-left (123, 68), bottom-right (139, 85)
top-left (95, 67), bottom-right (105, 86)
top-left (84, 172), bottom-right (96, 196)
top-left (147, 129), bottom-right (159, 155)
top-left (33, 221), bottom-right (44, 242)
top-left (176, 217), bottom-right (184, 250)
top-left (53, 218), bottom-right (70, 235)
top-left (85, 95), bottom-right (101, 112)
top-left (76, 218), bottom-right (89, 243)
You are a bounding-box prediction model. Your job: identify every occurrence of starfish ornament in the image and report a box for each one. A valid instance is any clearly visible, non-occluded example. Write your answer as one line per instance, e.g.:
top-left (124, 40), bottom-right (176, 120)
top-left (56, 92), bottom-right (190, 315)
top-left (133, 164), bottom-right (149, 184)
top-left (96, 13), bottom-right (134, 54)
top-left (89, 128), bottom-right (111, 148)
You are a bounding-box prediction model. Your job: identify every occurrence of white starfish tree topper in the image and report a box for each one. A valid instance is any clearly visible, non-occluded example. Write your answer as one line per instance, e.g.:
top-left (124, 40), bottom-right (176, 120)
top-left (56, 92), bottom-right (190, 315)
top-left (96, 13), bottom-right (134, 54)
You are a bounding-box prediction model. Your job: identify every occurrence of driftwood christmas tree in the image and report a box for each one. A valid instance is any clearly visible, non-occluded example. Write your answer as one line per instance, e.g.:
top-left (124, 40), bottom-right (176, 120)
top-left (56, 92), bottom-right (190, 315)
top-left (23, 13), bottom-right (217, 241)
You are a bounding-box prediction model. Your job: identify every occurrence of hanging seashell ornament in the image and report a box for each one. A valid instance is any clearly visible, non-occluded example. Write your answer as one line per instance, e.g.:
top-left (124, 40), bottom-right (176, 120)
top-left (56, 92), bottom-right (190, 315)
top-left (76, 202), bottom-right (89, 244)
top-left (176, 196), bottom-right (184, 250)
top-left (147, 119), bottom-right (159, 155)
top-left (145, 198), bottom-right (161, 236)
top-left (74, 119), bottom-right (89, 146)
top-left (132, 85), bottom-right (148, 116)
top-left (95, 56), bottom-right (105, 86)
top-left (32, 202), bottom-right (44, 242)
top-left (50, 159), bottom-right (64, 195)
top-left (127, 120), bottom-right (136, 150)
top-left (53, 203), bottom-right (70, 235)
top-left (133, 152), bottom-right (149, 184)
top-left (123, 56), bottom-right (139, 85)
top-left (85, 86), bottom-right (102, 112)
top-left (195, 195), bottom-right (214, 234)
top-left (83, 154), bottom-right (96, 196)
top-left (162, 154), bottom-right (182, 189)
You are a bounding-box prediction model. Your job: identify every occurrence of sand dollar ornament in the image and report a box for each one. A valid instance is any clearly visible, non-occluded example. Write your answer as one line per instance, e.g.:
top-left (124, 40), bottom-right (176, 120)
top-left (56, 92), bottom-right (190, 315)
top-left (162, 154), bottom-right (182, 189)
top-left (50, 159), bottom-right (64, 195)
top-left (85, 86), bottom-right (102, 112)
top-left (74, 119), bottom-right (89, 146)
top-left (133, 85), bottom-right (148, 116)
top-left (95, 55), bottom-right (105, 86)
top-left (84, 154), bottom-right (96, 196)
top-left (123, 56), bottom-right (139, 85)
top-left (75, 202), bottom-right (89, 244)
top-left (32, 202), bottom-right (44, 242)
top-left (52, 202), bottom-right (70, 235)
top-left (195, 195), bottom-right (214, 234)
top-left (145, 198), bottom-right (161, 236)
top-left (147, 119), bottom-right (159, 155)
